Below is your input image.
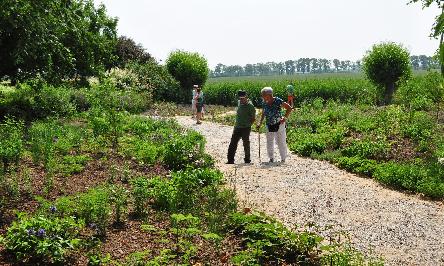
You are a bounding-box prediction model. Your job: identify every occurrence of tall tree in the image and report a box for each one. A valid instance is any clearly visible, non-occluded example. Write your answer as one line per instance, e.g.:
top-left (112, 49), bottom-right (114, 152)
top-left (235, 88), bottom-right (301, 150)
top-left (0, 0), bottom-right (117, 83)
top-left (410, 0), bottom-right (444, 75)
top-left (244, 64), bottom-right (254, 76)
top-left (333, 59), bottom-right (341, 72)
top-left (285, 60), bottom-right (296, 75)
top-left (411, 55), bottom-right (420, 70)
top-left (114, 36), bottom-right (152, 68)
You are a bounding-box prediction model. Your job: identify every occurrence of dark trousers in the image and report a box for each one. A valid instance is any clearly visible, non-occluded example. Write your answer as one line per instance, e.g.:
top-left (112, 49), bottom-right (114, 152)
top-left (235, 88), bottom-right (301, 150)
top-left (227, 127), bottom-right (251, 163)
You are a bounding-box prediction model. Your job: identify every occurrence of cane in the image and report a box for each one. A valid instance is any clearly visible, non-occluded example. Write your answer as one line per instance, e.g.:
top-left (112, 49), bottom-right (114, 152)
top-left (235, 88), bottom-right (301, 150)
top-left (258, 128), bottom-right (261, 164)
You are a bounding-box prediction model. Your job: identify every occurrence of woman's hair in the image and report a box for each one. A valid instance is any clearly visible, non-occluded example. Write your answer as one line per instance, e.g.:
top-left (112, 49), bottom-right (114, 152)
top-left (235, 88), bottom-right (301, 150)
top-left (261, 87), bottom-right (273, 95)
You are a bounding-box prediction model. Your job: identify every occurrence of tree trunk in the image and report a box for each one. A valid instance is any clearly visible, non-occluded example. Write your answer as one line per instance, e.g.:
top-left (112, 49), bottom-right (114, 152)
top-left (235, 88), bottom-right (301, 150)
top-left (384, 83), bottom-right (396, 105)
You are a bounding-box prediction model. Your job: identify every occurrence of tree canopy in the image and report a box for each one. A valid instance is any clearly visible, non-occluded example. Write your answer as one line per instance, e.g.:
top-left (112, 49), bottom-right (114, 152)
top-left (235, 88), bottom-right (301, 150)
top-left (0, 0), bottom-right (118, 83)
top-left (114, 36), bottom-right (152, 68)
top-left (166, 50), bottom-right (209, 90)
top-left (363, 42), bottom-right (412, 105)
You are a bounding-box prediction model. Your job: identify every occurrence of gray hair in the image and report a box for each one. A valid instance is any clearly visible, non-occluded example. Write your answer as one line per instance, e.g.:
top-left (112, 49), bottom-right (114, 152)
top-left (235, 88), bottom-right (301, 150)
top-left (261, 87), bottom-right (273, 95)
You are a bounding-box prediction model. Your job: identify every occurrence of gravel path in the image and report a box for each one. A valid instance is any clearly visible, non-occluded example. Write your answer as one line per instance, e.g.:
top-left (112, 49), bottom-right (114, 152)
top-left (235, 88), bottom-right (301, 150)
top-left (176, 116), bottom-right (444, 266)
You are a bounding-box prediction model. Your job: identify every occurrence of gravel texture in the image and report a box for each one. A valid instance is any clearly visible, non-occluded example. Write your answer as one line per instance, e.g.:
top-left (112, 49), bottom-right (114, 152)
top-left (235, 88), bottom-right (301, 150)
top-left (176, 116), bottom-right (444, 266)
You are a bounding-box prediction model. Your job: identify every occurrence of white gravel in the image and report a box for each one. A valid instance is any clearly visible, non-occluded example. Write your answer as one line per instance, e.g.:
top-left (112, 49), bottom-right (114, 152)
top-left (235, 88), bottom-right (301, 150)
top-left (176, 116), bottom-right (444, 266)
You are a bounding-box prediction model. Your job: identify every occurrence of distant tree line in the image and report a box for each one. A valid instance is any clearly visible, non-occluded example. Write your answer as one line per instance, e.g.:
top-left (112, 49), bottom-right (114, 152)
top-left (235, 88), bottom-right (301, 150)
top-left (211, 56), bottom-right (439, 77)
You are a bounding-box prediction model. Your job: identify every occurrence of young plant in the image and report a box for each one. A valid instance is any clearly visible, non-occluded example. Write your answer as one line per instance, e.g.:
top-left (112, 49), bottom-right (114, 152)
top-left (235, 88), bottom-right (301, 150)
top-left (0, 117), bottom-right (24, 173)
top-left (131, 176), bottom-right (151, 217)
top-left (77, 187), bottom-right (112, 236)
top-left (108, 184), bottom-right (129, 225)
top-left (170, 213), bottom-right (201, 264)
top-left (0, 214), bottom-right (84, 264)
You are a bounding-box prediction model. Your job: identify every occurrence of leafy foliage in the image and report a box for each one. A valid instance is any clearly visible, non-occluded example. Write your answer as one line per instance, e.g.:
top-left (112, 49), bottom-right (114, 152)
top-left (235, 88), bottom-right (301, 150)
top-left (0, 0), bottom-right (117, 83)
top-left (363, 42), bottom-right (412, 104)
top-left (0, 214), bottom-right (84, 264)
top-left (166, 50), bottom-right (209, 92)
top-left (114, 36), bottom-right (152, 68)
top-left (0, 118), bottom-right (24, 172)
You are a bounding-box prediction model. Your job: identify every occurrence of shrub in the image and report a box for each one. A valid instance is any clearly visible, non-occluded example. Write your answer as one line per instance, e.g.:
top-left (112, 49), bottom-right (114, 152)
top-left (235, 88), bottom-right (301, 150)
top-left (373, 162), bottom-right (428, 191)
top-left (0, 118), bottom-right (24, 172)
top-left (126, 62), bottom-right (181, 103)
top-left (336, 157), bottom-right (379, 176)
top-left (131, 176), bottom-right (152, 216)
top-left (166, 50), bottom-right (209, 94)
top-left (33, 85), bottom-right (76, 118)
top-left (108, 184), bottom-right (129, 225)
top-left (76, 187), bottom-right (112, 236)
top-left (396, 71), bottom-right (443, 111)
top-left (119, 136), bottom-right (161, 165)
top-left (401, 111), bottom-right (435, 142)
top-left (147, 168), bottom-right (223, 212)
top-left (70, 89), bottom-right (91, 112)
top-left (114, 36), bottom-right (152, 68)
top-left (0, 214), bottom-right (84, 264)
top-left (229, 212), bottom-right (322, 264)
top-left (288, 128), bottom-right (327, 157)
top-left (341, 137), bottom-right (391, 160)
top-left (0, 82), bottom-right (75, 120)
top-left (28, 120), bottom-right (61, 169)
top-left (164, 130), bottom-right (207, 170)
top-left (363, 42), bottom-right (412, 105)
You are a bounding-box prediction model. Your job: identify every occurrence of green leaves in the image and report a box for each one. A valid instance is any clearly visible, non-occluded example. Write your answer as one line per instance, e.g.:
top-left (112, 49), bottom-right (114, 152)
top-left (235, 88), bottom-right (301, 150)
top-left (2, 214), bottom-right (84, 263)
top-left (0, 0), bottom-right (117, 83)
top-left (166, 50), bottom-right (210, 91)
top-left (0, 117), bottom-right (24, 172)
top-left (363, 42), bottom-right (412, 104)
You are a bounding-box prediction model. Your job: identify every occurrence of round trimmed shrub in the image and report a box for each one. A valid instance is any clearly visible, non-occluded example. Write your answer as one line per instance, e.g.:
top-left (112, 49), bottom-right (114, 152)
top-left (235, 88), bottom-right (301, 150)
top-left (363, 42), bottom-right (412, 105)
top-left (166, 50), bottom-right (209, 102)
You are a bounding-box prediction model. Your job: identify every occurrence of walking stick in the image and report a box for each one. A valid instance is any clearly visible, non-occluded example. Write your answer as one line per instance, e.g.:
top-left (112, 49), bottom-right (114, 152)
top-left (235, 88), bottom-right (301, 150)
top-left (258, 129), bottom-right (261, 164)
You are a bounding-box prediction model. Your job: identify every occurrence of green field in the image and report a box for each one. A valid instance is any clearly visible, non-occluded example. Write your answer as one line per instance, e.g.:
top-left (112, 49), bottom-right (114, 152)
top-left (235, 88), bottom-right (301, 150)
top-left (207, 70), bottom-right (431, 84)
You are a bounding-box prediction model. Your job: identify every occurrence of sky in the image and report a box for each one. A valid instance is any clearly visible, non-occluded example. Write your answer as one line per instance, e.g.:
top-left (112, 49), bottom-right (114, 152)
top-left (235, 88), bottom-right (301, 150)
top-left (94, 0), bottom-right (441, 68)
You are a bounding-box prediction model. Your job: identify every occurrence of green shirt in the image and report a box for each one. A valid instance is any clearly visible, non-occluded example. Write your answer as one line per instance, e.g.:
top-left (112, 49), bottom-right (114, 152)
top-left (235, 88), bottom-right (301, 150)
top-left (235, 101), bottom-right (256, 128)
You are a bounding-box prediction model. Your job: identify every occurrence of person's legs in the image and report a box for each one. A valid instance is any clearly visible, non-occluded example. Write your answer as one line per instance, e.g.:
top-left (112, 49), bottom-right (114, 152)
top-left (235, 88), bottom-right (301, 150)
top-left (196, 105), bottom-right (203, 124)
top-left (227, 128), bottom-right (242, 163)
top-left (240, 127), bottom-right (251, 163)
top-left (276, 123), bottom-right (288, 162)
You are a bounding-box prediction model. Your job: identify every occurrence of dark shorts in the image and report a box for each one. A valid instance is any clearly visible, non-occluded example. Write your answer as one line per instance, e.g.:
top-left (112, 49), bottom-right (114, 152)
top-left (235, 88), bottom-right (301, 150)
top-left (196, 104), bottom-right (203, 113)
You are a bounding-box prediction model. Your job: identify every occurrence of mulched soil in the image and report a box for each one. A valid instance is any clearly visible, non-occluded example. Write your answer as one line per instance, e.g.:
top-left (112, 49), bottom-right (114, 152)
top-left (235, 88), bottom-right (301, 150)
top-left (72, 210), bottom-right (243, 266)
top-left (0, 153), bottom-right (167, 235)
top-left (0, 150), bottom-right (245, 265)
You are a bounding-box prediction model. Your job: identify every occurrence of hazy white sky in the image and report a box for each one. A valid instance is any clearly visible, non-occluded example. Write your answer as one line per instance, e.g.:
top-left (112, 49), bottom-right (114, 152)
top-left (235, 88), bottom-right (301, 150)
top-left (94, 0), bottom-right (440, 68)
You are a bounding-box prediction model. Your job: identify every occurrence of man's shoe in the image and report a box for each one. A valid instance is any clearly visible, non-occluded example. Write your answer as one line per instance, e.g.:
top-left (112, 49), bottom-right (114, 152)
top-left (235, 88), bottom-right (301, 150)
top-left (269, 158), bottom-right (274, 163)
top-left (226, 161), bottom-right (235, 165)
top-left (244, 160), bottom-right (251, 164)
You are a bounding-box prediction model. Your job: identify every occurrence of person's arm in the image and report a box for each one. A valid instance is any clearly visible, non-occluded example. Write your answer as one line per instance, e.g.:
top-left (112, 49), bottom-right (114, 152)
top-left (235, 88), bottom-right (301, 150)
top-left (280, 102), bottom-right (292, 124)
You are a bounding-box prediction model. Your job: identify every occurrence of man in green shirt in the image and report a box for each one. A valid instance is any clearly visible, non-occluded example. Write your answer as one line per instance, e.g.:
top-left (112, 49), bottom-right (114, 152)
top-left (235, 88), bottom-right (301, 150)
top-left (227, 90), bottom-right (256, 164)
